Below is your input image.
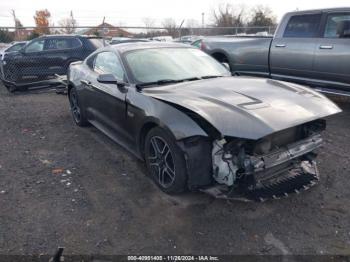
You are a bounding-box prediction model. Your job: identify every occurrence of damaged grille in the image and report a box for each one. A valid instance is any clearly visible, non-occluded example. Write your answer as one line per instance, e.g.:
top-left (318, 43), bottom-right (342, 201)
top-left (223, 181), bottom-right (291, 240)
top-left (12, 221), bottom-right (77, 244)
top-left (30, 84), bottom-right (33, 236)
top-left (209, 120), bottom-right (325, 201)
top-left (245, 160), bottom-right (319, 201)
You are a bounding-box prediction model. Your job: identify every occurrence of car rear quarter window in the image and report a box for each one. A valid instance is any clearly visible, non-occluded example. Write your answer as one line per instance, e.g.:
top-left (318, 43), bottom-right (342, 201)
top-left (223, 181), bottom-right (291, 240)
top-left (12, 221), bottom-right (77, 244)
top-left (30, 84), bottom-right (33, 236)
top-left (93, 52), bottom-right (125, 80)
top-left (88, 38), bottom-right (105, 49)
top-left (70, 38), bottom-right (82, 48)
top-left (284, 14), bottom-right (322, 38)
top-left (324, 13), bottom-right (350, 38)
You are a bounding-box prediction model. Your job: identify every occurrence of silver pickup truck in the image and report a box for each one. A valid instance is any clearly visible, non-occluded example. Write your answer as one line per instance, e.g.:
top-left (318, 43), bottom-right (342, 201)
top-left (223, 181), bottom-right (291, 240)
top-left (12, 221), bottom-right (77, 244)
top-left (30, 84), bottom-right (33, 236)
top-left (201, 8), bottom-right (350, 95)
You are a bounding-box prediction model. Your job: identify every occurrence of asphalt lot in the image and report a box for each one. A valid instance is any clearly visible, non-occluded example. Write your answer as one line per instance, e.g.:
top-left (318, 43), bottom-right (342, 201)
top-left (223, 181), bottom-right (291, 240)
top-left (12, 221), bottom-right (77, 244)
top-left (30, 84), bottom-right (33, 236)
top-left (0, 83), bottom-right (350, 256)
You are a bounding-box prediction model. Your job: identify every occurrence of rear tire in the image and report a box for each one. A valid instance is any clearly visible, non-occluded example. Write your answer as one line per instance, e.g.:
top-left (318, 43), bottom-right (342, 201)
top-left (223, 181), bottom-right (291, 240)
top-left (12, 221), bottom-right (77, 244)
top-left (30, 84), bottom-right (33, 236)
top-left (68, 87), bottom-right (89, 126)
top-left (144, 127), bottom-right (187, 194)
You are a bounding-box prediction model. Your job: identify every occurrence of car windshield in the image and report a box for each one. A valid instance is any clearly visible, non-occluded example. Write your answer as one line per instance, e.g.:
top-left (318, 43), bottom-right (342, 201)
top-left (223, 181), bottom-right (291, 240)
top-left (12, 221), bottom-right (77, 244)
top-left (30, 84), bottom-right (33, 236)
top-left (6, 43), bottom-right (25, 52)
top-left (124, 47), bottom-right (230, 85)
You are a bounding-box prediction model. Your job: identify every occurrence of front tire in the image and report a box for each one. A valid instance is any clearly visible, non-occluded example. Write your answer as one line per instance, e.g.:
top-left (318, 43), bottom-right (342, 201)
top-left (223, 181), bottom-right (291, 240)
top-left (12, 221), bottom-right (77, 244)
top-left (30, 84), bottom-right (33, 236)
top-left (4, 65), bottom-right (19, 83)
top-left (145, 127), bottom-right (187, 194)
top-left (69, 88), bottom-right (89, 126)
top-left (4, 82), bottom-right (17, 93)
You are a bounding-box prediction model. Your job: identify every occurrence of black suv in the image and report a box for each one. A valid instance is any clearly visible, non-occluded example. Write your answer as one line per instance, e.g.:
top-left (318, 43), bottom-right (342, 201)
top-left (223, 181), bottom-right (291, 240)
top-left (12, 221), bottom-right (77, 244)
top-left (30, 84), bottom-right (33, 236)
top-left (1, 35), bottom-right (104, 92)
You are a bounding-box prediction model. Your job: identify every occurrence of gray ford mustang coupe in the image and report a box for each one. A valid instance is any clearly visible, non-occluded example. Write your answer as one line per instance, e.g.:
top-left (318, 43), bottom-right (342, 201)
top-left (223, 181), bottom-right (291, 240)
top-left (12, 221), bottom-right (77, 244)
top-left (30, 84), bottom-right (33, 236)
top-left (67, 42), bottom-right (341, 201)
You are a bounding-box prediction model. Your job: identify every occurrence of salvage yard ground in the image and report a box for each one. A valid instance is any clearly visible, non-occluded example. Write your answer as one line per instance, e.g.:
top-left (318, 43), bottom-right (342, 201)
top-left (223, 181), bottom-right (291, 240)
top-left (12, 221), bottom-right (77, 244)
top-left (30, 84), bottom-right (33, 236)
top-left (0, 83), bottom-right (350, 255)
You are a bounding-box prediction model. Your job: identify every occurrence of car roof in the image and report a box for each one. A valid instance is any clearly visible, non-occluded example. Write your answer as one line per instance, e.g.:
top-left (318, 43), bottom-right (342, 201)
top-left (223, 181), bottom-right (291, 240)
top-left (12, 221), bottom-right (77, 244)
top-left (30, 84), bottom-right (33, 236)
top-left (107, 42), bottom-right (192, 54)
top-left (38, 34), bottom-right (102, 39)
top-left (286, 7), bottom-right (350, 16)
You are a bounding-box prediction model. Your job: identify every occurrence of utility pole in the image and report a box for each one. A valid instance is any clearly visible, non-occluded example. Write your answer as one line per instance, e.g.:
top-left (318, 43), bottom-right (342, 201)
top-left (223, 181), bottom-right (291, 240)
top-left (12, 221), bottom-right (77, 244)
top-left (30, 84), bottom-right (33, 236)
top-left (11, 10), bottom-right (18, 40)
top-left (178, 19), bottom-right (185, 38)
top-left (202, 12), bottom-right (205, 28)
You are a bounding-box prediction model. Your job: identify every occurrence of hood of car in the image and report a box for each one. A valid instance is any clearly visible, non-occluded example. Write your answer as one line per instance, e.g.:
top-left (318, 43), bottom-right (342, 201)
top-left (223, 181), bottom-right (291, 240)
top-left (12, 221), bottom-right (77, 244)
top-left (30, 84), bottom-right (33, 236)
top-left (3, 50), bottom-right (21, 59)
top-left (142, 76), bottom-right (341, 140)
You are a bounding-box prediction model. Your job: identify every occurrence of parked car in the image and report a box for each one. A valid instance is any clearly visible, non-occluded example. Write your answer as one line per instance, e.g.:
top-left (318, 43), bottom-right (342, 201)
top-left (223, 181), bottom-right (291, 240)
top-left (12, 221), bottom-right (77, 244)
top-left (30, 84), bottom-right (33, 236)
top-left (173, 35), bottom-right (202, 44)
top-left (1, 35), bottom-right (104, 92)
top-left (67, 42), bottom-right (340, 201)
top-left (201, 8), bottom-right (350, 95)
top-left (150, 36), bottom-right (173, 42)
top-left (191, 38), bottom-right (204, 48)
top-left (0, 41), bottom-right (27, 60)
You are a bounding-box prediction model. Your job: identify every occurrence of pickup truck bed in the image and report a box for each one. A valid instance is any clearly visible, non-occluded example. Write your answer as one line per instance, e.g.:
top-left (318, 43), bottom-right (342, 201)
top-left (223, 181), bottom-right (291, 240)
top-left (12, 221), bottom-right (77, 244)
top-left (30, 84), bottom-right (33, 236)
top-left (201, 8), bottom-right (350, 95)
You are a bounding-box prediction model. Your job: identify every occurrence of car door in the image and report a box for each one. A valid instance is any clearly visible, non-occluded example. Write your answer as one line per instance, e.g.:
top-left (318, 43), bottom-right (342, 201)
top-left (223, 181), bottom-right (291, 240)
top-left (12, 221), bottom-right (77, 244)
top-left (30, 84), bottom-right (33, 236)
top-left (43, 37), bottom-right (79, 76)
top-left (19, 38), bottom-right (46, 80)
top-left (270, 13), bottom-right (322, 81)
top-left (313, 12), bottom-right (350, 89)
top-left (82, 51), bottom-right (132, 145)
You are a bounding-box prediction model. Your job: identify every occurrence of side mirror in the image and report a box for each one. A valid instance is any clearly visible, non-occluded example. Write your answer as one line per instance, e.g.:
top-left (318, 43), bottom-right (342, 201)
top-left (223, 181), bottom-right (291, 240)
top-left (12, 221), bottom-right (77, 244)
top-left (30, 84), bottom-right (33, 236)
top-left (97, 74), bottom-right (127, 91)
top-left (221, 62), bottom-right (230, 71)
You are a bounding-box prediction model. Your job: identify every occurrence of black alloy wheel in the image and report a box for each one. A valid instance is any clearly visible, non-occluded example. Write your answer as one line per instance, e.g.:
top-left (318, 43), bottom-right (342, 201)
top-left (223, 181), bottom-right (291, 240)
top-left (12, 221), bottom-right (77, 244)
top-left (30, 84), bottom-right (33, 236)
top-left (69, 88), bottom-right (89, 126)
top-left (145, 127), bottom-right (187, 194)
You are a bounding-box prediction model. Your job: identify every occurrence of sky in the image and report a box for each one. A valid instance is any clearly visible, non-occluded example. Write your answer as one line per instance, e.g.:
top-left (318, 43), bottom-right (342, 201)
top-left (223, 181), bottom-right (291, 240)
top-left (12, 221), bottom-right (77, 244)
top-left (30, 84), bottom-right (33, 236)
top-left (0, 0), bottom-right (349, 28)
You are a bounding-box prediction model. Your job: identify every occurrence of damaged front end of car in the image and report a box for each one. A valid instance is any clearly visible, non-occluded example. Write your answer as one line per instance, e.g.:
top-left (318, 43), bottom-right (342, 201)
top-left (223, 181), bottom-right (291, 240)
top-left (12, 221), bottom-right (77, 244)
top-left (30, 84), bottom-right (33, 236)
top-left (181, 120), bottom-right (326, 201)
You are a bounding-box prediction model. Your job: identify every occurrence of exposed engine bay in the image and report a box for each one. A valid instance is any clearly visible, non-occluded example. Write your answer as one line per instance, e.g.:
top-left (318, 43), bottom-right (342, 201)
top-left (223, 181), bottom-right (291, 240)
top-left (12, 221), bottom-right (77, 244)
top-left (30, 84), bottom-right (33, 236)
top-left (208, 120), bottom-right (325, 201)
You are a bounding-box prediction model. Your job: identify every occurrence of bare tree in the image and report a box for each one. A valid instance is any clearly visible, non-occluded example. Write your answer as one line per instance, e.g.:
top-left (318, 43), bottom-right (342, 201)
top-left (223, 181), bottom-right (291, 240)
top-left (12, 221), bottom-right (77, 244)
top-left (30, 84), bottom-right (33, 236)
top-left (162, 18), bottom-right (177, 37)
top-left (142, 17), bottom-right (157, 37)
top-left (58, 11), bottom-right (77, 34)
top-left (247, 5), bottom-right (277, 33)
top-left (186, 19), bottom-right (201, 35)
top-left (212, 3), bottom-right (245, 27)
top-left (142, 17), bottom-right (156, 29)
top-left (11, 10), bottom-right (23, 28)
top-left (211, 3), bottom-right (246, 35)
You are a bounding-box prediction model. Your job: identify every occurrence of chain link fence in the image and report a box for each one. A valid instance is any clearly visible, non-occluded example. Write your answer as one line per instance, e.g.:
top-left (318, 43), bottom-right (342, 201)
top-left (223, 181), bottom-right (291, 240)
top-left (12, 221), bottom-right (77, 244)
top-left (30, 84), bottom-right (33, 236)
top-left (0, 25), bottom-right (276, 91)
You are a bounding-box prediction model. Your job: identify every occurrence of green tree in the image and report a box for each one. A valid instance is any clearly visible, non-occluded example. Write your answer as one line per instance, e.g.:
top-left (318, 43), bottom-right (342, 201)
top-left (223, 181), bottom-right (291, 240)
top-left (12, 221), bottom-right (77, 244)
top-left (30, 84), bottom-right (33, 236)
top-left (0, 29), bottom-right (14, 43)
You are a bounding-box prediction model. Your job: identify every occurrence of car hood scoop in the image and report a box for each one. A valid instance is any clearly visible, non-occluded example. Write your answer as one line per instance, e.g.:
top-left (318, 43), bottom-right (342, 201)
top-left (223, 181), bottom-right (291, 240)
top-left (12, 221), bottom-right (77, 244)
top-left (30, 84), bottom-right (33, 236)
top-left (143, 77), bottom-right (341, 139)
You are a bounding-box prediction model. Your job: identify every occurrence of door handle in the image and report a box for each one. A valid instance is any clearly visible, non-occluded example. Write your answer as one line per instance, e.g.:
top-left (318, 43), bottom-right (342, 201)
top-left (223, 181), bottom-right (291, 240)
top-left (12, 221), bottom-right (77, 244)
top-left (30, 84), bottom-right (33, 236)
top-left (80, 80), bottom-right (91, 86)
top-left (275, 44), bottom-right (286, 48)
top-left (319, 45), bottom-right (333, 50)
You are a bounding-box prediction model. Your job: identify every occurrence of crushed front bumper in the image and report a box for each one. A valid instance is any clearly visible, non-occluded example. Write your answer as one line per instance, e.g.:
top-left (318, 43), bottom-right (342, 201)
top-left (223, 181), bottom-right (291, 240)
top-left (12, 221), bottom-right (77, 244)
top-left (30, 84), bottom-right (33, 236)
top-left (202, 134), bottom-right (322, 201)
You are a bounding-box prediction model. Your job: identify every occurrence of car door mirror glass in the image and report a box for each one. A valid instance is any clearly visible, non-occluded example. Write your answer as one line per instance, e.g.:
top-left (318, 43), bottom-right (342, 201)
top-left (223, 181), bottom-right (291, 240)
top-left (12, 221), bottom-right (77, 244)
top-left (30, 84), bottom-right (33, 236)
top-left (97, 73), bottom-right (118, 83)
top-left (97, 73), bottom-right (125, 86)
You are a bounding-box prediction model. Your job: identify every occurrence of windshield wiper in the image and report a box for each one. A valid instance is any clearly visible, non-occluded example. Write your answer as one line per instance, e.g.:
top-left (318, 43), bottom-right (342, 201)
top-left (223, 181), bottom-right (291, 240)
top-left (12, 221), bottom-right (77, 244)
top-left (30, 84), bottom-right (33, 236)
top-left (136, 77), bottom-right (201, 88)
top-left (201, 75), bottom-right (224, 79)
top-left (136, 79), bottom-right (182, 88)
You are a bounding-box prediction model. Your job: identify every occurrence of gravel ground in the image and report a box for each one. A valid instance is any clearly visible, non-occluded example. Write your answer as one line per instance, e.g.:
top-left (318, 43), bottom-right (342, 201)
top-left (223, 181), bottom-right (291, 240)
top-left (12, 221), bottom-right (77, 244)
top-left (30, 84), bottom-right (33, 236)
top-left (0, 84), bottom-right (349, 256)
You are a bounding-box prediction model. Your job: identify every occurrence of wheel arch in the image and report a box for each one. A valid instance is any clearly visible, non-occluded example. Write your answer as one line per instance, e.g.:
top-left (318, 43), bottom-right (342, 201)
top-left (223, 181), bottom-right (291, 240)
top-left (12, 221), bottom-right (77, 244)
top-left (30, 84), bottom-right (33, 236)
top-left (138, 121), bottom-right (159, 158)
top-left (210, 50), bottom-right (234, 73)
top-left (67, 81), bottom-right (75, 96)
top-left (211, 51), bottom-right (229, 63)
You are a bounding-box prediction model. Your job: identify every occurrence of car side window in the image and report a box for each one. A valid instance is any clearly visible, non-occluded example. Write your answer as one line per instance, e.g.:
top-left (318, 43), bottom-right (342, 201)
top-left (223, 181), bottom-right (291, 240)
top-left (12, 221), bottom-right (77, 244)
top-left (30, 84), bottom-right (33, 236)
top-left (25, 39), bottom-right (45, 52)
top-left (93, 52), bottom-right (125, 80)
top-left (284, 14), bottom-right (322, 38)
top-left (324, 13), bottom-right (350, 38)
top-left (45, 38), bottom-right (71, 51)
